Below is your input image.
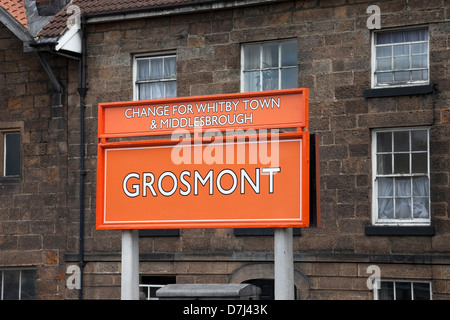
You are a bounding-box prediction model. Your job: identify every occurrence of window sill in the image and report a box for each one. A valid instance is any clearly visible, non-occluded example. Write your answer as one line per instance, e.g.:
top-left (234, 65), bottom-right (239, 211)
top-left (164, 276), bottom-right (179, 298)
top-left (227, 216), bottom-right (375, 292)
top-left (365, 224), bottom-right (435, 236)
top-left (364, 84), bottom-right (434, 98)
top-left (0, 176), bottom-right (21, 183)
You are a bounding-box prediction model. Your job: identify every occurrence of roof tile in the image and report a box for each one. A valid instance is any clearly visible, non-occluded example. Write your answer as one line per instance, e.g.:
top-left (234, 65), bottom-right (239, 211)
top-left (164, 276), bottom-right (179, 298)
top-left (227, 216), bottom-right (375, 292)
top-left (38, 0), bottom-right (200, 38)
top-left (0, 0), bottom-right (28, 28)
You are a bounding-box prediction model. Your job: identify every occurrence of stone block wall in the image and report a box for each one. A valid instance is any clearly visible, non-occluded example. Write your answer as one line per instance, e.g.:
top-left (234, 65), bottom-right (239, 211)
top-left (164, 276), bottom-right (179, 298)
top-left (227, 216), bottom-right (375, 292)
top-left (1, 0), bottom-right (449, 299)
top-left (71, 0), bottom-right (449, 299)
top-left (0, 23), bottom-right (70, 299)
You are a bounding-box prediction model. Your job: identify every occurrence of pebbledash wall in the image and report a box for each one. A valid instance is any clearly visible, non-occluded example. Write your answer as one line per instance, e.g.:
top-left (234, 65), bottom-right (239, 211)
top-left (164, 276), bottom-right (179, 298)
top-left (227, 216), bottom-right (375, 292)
top-left (1, 0), bottom-right (450, 299)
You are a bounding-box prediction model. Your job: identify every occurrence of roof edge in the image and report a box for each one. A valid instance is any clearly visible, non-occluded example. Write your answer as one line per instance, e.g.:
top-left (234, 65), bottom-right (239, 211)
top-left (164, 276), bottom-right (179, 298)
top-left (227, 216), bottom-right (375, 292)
top-left (0, 6), bottom-right (33, 42)
top-left (85, 0), bottom-right (282, 24)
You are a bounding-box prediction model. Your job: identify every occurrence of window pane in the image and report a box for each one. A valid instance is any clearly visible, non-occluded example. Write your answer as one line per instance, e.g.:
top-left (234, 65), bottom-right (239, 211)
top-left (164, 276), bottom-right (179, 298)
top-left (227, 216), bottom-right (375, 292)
top-left (395, 178), bottom-right (411, 196)
top-left (376, 32), bottom-right (392, 45)
top-left (377, 132), bottom-right (392, 152)
top-left (395, 198), bottom-right (411, 219)
top-left (165, 81), bottom-right (177, 98)
top-left (413, 283), bottom-right (431, 300)
top-left (411, 130), bottom-right (427, 151)
top-left (379, 282), bottom-right (394, 300)
top-left (394, 153), bottom-right (409, 174)
top-left (151, 82), bottom-right (164, 99)
top-left (281, 40), bottom-right (297, 66)
top-left (393, 44), bottom-right (409, 56)
top-left (164, 57), bottom-right (176, 79)
top-left (376, 58), bottom-right (391, 71)
top-left (377, 154), bottom-right (392, 174)
top-left (413, 198), bottom-right (429, 219)
top-left (394, 71), bottom-right (410, 82)
top-left (243, 71), bottom-right (259, 92)
top-left (412, 55), bottom-right (427, 68)
top-left (262, 69), bottom-right (278, 91)
top-left (413, 176), bottom-right (429, 196)
top-left (411, 43), bottom-right (427, 54)
top-left (3, 270), bottom-right (20, 300)
top-left (376, 46), bottom-right (391, 58)
top-left (262, 43), bottom-right (278, 68)
top-left (150, 58), bottom-right (163, 79)
top-left (412, 152), bottom-right (427, 173)
top-left (20, 270), bottom-right (36, 300)
top-left (137, 59), bottom-right (149, 80)
top-left (5, 133), bottom-right (20, 176)
top-left (396, 282), bottom-right (412, 300)
top-left (394, 56), bottom-right (409, 70)
top-left (394, 131), bottom-right (409, 152)
top-left (376, 72), bottom-right (393, 84)
top-left (378, 178), bottom-right (393, 196)
top-left (412, 70), bottom-right (428, 81)
top-left (378, 198), bottom-right (394, 219)
top-left (377, 29), bottom-right (427, 45)
top-left (281, 68), bottom-right (298, 89)
top-left (138, 83), bottom-right (151, 100)
top-left (244, 44), bottom-right (260, 70)
top-left (408, 29), bottom-right (428, 41)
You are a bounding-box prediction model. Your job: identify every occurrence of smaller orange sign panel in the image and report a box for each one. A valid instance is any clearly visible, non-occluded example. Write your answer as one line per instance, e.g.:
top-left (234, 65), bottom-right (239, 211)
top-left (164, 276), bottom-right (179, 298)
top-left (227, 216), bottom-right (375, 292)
top-left (98, 89), bottom-right (308, 138)
top-left (96, 133), bottom-right (309, 229)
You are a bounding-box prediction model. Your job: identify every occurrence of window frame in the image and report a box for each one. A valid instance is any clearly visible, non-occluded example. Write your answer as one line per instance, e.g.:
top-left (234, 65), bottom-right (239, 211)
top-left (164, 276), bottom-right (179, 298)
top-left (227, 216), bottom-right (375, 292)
top-left (371, 127), bottom-right (431, 226)
top-left (240, 39), bottom-right (298, 93)
top-left (133, 52), bottom-right (177, 101)
top-left (0, 129), bottom-right (21, 179)
top-left (0, 268), bottom-right (36, 300)
top-left (374, 279), bottom-right (432, 300)
top-left (371, 27), bottom-right (429, 89)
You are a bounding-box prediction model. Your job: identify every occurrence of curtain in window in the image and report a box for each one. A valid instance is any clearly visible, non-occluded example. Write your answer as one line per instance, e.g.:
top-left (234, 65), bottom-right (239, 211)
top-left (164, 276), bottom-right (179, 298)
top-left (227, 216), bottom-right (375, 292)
top-left (378, 178), bottom-right (394, 219)
top-left (375, 29), bottom-right (428, 86)
top-left (377, 29), bottom-right (428, 45)
top-left (262, 43), bottom-right (278, 90)
top-left (136, 57), bottom-right (176, 100)
top-left (377, 177), bottom-right (429, 220)
top-left (413, 176), bottom-right (429, 218)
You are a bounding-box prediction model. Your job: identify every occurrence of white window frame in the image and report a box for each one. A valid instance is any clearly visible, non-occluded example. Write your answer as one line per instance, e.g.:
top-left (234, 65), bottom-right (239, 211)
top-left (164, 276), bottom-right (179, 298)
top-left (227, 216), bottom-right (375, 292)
top-left (371, 27), bottom-right (429, 88)
top-left (133, 52), bottom-right (177, 101)
top-left (371, 127), bottom-right (431, 226)
top-left (139, 284), bottom-right (164, 300)
top-left (240, 39), bottom-right (298, 93)
top-left (374, 280), bottom-right (432, 300)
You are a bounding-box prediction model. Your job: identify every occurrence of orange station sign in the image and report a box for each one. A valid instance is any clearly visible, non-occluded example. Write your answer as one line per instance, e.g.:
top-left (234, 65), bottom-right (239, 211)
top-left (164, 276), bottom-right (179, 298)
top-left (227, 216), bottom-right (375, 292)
top-left (96, 89), bottom-right (310, 230)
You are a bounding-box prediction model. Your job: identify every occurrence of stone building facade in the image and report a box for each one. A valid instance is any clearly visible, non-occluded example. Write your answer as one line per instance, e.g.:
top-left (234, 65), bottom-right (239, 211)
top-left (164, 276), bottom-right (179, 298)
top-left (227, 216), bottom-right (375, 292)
top-left (0, 0), bottom-right (449, 300)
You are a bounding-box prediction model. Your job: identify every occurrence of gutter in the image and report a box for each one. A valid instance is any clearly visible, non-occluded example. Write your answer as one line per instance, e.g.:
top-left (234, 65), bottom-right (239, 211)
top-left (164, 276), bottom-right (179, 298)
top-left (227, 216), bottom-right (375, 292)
top-left (84, 0), bottom-right (282, 24)
top-left (76, 14), bottom-right (87, 300)
top-left (28, 10), bottom-right (87, 301)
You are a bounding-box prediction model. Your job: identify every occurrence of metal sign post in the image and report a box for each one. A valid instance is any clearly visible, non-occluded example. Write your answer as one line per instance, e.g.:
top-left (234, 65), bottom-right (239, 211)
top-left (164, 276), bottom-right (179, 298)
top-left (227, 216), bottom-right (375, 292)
top-left (121, 230), bottom-right (139, 300)
top-left (274, 228), bottom-right (295, 300)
